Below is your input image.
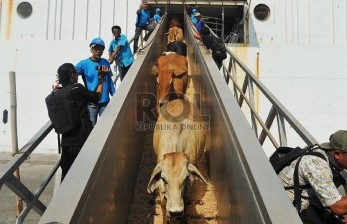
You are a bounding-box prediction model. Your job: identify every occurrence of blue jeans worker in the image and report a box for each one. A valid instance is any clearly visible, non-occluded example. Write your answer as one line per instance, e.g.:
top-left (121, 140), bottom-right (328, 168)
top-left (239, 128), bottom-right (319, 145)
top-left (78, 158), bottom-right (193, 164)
top-left (76, 37), bottom-right (116, 126)
top-left (133, 1), bottom-right (154, 53)
top-left (108, 25), bottom-right (134, 81)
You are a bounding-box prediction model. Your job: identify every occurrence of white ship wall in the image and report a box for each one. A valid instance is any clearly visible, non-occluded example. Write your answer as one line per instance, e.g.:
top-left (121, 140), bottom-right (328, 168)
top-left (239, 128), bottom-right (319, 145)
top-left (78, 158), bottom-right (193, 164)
top-left (0, 0), bottom-right (346, 154)
top-left (0, 0), bottom-right (140, 152)
top-left (231, 0), bottom-right (347, 155)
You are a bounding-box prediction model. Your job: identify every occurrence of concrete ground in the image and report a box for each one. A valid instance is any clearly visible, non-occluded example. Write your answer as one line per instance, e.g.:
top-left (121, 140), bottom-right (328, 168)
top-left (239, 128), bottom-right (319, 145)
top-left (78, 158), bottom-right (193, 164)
top-left (0, 152), bottom-right (60, 224)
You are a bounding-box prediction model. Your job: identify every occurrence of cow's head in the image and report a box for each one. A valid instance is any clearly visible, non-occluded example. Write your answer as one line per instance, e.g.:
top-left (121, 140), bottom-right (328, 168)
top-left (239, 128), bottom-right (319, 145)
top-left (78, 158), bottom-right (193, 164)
top-left (152, 64), bottom-right (187, 108)
top-left (147, 152), bottom-right (208, 220)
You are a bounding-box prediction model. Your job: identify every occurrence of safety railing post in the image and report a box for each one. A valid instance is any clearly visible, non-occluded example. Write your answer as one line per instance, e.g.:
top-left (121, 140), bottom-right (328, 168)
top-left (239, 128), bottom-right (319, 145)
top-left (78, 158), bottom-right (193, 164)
top-left (9, 71), bottom-right (23, 215)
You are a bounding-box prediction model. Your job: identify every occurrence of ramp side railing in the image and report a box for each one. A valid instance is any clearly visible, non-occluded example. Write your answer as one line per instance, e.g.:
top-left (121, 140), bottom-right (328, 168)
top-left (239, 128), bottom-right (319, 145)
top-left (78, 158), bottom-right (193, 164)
top-left (220, 49), bottom-right (318, 151)
top-left (185, 5), bottom-right (317, 152)
top-left (0, 120), bottom-right (59, 224)
top-left (188, 21), bottom-right (318, 152)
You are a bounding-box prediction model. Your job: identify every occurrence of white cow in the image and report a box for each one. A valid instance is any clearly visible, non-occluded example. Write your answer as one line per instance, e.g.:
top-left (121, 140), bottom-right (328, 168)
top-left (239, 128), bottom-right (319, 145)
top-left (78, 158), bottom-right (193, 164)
top-left (147, 99), bottom-right (208, 222)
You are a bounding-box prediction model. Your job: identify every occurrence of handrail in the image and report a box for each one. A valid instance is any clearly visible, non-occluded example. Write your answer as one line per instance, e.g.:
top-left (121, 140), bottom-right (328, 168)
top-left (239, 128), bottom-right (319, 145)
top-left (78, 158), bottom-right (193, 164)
top-left (189, 14), bottom-right (318, 152)
top-left (221, 49), bottom-right (318, 149)
top-left (0, 121), bottom-right (57, 223)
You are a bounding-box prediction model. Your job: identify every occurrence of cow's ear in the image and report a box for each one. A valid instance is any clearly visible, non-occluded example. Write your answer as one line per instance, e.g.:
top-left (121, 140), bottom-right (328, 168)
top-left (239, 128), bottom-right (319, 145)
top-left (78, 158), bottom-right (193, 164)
top-left (173, 69), bottom-right (187, 77)
top-left (147, 163), bottom-right (162, 193)
top-left (188, 163), bottom-right (208, 185)
top-left (152, 65), bottom-right (158, 76)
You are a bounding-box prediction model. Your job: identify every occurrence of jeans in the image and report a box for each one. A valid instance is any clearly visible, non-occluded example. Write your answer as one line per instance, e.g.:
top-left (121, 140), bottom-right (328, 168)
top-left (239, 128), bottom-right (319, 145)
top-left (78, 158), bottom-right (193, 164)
top-left (133, 25), bottom-right (154, 53)
top-left (87, 102), bottom-right (108, 126)
top-left (119, 64), bottom-right (132, 81)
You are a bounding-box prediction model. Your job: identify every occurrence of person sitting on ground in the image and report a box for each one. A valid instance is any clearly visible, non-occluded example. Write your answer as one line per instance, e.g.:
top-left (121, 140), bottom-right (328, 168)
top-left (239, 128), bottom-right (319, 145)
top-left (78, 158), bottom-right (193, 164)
top-left (49, 63), bottom-right (104, 181)
top-left (277, 130), bottom-right (347, 224)
top-left (108, 25), bottom-right (134, 81)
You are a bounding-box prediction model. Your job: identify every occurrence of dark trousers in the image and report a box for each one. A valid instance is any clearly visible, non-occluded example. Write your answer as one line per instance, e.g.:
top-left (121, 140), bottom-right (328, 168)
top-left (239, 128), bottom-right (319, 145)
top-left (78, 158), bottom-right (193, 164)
top-left (133, 25), bottom-right (154, 53)
top-left (119, 64), bottom-right (132, 81)
top-left (299, 205), bottom-right (343, 224)
top-left (60, 146), bottom-right (82, 181)
top-left (212, 55), bottom-right (224, 69)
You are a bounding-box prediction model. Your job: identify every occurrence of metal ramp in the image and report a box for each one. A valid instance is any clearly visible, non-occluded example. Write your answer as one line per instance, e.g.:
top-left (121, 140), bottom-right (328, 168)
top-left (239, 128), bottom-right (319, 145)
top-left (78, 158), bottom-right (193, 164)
top-left (35, 12), bottom-right (302, 224)
top-left (1, 7), bottom-right (320, 224)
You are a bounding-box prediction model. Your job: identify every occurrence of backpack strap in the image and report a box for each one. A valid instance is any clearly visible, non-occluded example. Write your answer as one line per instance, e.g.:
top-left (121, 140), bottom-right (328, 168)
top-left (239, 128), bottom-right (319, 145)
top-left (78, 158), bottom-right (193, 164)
top-left (291, 150), bottom-right (327, 212)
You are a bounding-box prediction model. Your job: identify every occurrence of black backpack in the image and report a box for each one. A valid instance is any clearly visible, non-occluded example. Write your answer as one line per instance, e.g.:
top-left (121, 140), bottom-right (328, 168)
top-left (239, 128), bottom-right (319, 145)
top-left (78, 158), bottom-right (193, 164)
top-left (270, 145), bottom-right (326, 174)
top-left (212, 36), bottom-right (227, 60)
top-left (45, 86), bottom-right (81, 134)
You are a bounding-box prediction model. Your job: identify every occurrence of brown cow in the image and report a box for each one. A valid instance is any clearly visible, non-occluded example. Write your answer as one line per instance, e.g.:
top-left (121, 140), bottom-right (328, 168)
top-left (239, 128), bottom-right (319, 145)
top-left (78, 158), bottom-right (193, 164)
top-left (167, 18), bottom-right (184, 43)
top-left (152, 53), bottom-right (188, 110)
top-left (147, 99), bottom-right (208, 223)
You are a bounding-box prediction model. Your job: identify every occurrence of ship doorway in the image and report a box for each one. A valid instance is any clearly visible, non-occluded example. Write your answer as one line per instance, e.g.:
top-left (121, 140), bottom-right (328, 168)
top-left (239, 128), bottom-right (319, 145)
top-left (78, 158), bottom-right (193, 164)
top-left (186, 5), bottom-right (246, 43)
top-left (148, 4), bottom-right (247, 44)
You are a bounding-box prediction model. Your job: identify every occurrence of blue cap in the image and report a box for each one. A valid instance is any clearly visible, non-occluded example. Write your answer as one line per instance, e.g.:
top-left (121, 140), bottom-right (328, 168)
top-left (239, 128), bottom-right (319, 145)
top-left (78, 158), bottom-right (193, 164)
top-left (156, 8), bottom-right (161, 13)
top-left (90, 37), bottom-right (105, 49)
top-left (192, 8), bottom-right (197, 13)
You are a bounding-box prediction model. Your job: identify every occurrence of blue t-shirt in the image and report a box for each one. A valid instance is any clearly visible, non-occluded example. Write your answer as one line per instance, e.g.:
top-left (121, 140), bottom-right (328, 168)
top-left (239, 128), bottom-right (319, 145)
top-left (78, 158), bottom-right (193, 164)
top-left (136, 9), bottom-right (151, 27)
top-left (195, 19), bottom-right (205, 33)
top-left (153, 14), bottom-right (161, 23)
top-left (75, 58), bottom-right (115, 104)
top-left (191, 14), bottom-right (197, 25)
top-left (108, 34), bottom-right (134, 67)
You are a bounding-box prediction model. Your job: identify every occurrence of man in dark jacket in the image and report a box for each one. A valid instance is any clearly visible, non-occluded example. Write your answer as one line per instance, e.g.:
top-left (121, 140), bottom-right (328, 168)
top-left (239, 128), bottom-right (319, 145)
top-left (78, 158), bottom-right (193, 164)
top-left (200, 26), bottom-right (225, 69)
top-left (51, 63), bottom-right (105, 181)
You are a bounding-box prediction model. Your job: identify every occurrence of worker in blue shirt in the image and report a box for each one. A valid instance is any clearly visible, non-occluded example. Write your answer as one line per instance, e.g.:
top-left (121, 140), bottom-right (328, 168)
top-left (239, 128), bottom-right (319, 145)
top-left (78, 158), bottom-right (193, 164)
top-left (133, 1), bottom-right (154, 53)
top-left (191, 8), bottom-right (198, 25)
top-left (75, 37), bottom-right (115, 126)
top-left (195, 12), bottom-right (205, 33)
top-left (153, 8), bottom-right (161, 24)
top-left (108, 25), bottom-right (134, 81)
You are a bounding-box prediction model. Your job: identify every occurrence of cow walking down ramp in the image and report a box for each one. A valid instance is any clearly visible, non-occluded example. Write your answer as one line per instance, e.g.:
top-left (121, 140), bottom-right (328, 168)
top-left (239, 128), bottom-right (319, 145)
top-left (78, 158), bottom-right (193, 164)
top-left (167, 41), bottom-right (187, 57)
top-left (166, 18), bottom-right (187, 57)
top-left (167, 18), bottom-right (184, 44)
top-left (147, 99), bottom-right (208, 223)
top-left (152, 54), bottom-right (188, 110)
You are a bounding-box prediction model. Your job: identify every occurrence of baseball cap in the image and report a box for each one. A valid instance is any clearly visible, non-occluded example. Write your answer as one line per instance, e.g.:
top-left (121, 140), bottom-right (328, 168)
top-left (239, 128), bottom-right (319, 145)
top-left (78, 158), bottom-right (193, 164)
top-left (89, 37), bottom-right (105, 49)
top-left (320, 130), bottom-right (347, 152)
top-left (195, 12), bottom-right (201, 17)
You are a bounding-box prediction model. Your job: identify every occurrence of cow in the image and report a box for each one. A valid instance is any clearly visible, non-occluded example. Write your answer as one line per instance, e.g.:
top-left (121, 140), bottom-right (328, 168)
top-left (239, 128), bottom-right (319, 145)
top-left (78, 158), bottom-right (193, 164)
top-left (167, 18), bottom-right (184, 44)
top-left (167, 41), bottom-right (187, 57)
top-left (166, 18), bottom-right (187, 57)
top-left (152, 53), bottom-right (188, 111)
top-left (147, 99), bottom-right (208, 223)
top-left (167, 26), bottom-right (184, 44)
